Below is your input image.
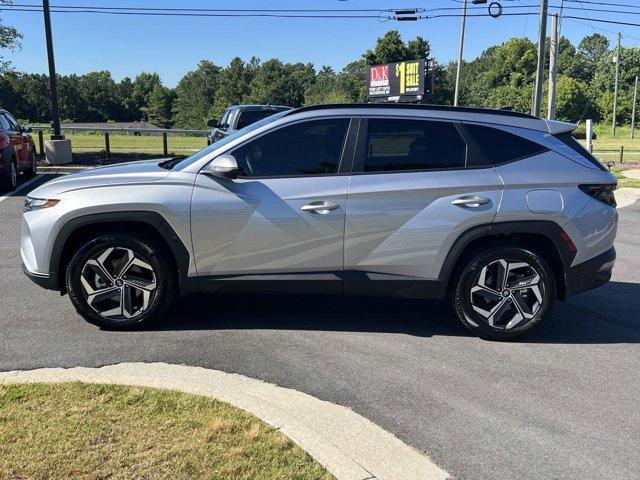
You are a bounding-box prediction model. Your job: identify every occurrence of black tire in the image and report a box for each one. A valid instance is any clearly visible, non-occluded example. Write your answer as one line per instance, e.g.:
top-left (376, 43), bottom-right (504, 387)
top-left (24, 148), bottom-right (37, 178)
top-left (66, 232), bottom-right (175, 329)
top-left (453, 246), bottom-right (556, 341)
top-left (1, 151), bottom-right (17, 191)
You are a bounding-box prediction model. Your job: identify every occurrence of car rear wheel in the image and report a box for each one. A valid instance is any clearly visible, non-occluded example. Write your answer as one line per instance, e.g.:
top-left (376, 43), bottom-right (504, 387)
top-left (66, 233), bottom-right (175, 329)
top-left (453, 246), bottom-right (556, 340)
top-left (24, 149), bottom-right (37, 177)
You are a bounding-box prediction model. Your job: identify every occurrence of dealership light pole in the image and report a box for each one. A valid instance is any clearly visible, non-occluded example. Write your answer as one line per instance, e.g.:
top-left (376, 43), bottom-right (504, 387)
top-left (453, 0), bottom-right (468, 106)
top-left (42, 0), bottom-right (63, 140)
top-left (532, 0), bottom-right (548, 117)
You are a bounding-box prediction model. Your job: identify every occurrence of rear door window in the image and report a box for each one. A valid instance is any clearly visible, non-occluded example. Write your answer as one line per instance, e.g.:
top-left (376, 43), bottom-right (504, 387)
top-left (463, 123), bottom-right (548, 165)
top-left (361, 119), bottom-right (468, 172)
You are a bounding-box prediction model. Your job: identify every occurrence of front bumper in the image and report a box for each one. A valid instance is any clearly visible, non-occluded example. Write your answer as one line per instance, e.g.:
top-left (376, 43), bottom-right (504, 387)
top-left (565, 247), bottom-right (616, 298)
top-left (22, 263), bottom-right (57, 290)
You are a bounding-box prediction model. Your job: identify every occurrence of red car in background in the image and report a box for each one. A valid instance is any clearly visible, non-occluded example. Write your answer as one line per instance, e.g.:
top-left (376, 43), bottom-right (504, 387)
top-left (0, 108), bottom-right (37, 192)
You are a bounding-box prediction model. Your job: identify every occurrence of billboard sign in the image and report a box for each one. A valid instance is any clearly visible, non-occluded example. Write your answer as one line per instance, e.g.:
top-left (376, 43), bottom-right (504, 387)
top-left (367, 59), bottom-right (428, 101)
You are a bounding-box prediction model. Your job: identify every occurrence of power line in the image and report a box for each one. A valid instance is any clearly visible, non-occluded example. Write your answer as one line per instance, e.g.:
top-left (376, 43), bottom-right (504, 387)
top-left (562, 15), bottom-right (640, 28)
top-left (14, 2), bottom-right (640, 16)
top-left (9, 0), bottom-right (639, 16)
top-left (562, 0), bottom-right (640, 10)
top-left (0, 7), bottom-right (394, 19)
top-left (4, 4), bottom-right (640, 29)
top-left (7, 3), bottom-right (415, 13)
top-left (565, 16), bottom-right (640, 41)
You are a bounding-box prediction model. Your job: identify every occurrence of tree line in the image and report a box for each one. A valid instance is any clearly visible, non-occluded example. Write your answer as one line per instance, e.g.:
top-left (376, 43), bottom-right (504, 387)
top-left (0, 30), bottom-right (638, 129)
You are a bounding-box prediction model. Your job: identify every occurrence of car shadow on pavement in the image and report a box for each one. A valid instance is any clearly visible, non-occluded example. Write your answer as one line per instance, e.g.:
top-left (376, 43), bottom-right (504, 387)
top-left (150, 281), bottom-right (640, 344)
top-left (155, 293), bottom-right (469, 338)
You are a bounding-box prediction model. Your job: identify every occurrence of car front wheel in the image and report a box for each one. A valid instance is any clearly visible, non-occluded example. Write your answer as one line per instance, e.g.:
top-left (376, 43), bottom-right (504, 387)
top-left (453, 246), bottom-right (556, 340)
top-left (1, 157), bottom-right (17, 191)
top-left (66, 233), bottom-right (175, 329)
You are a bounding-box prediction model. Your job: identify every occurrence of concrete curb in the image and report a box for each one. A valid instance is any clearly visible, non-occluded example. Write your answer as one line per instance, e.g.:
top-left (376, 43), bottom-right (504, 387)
top-left (0, 362), bottom-right (449, 480)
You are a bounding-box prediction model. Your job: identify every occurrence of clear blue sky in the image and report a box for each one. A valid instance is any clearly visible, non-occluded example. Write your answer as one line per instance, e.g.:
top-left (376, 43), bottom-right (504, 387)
top-left (2, 0), bottom-right (639, 87)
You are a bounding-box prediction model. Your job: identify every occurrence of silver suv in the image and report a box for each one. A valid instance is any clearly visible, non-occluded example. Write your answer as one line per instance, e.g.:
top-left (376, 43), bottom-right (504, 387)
top-left (21, 104), bottom-right (618, 340)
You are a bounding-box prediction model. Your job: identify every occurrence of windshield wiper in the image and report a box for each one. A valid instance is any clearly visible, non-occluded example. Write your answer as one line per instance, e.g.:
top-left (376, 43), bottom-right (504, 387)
top-left (158, 157), bottom-right (182, 170)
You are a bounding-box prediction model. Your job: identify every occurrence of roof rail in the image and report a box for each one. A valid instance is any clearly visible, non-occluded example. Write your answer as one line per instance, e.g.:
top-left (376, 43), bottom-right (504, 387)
top-left (286, 103), bottom-right (539, 120)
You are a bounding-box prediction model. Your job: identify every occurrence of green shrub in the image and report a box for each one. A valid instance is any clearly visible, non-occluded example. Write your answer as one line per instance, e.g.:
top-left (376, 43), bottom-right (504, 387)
top-left (572, 124), bottom-right (597, 140)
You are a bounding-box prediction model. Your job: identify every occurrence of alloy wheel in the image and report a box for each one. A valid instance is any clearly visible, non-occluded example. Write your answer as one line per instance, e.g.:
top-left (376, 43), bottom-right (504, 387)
top-left (80, 247), bottom-right (157, 320)
top-left (469, 259), bottom-right (543, 330)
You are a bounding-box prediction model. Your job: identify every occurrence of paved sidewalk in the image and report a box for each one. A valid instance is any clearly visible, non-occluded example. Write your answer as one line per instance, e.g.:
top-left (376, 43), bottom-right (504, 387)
top-left (621, 169), bottom-right (640, 180)
top-left (0, 362), bottom-right (449, 480)
top-left (615, 187), bottom-right (640, 208)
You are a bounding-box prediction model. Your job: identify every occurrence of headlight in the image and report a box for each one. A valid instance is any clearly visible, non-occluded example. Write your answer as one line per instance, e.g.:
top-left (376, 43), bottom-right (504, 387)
top-left (24, 197), bottom-right (59, 212)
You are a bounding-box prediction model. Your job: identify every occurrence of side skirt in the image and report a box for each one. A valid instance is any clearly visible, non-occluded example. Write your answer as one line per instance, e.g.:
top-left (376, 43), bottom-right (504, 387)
top-left (196, 271), bottom-right (447, 299)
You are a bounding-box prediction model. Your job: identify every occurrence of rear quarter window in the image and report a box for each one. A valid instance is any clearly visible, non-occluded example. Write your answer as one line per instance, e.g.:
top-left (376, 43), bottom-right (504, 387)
top-left (555, 132), bottom-right (606, 171)
top-left (464, 123), bottom-right (548, 165)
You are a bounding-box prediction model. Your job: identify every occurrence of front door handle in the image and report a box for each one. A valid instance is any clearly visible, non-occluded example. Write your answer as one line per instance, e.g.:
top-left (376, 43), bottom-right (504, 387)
top-left (301, 201), bottom-right (340, 214)
top-left (451, 196), bottom-right (491, 208)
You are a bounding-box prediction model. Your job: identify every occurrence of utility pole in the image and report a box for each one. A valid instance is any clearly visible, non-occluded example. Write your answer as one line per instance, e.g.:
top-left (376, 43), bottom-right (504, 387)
top-left (631, 76), bottom-right (638, 139)
top-left (42, 0), bottom-right (63, 140)
top-left (547, 13), bottom-right (558, 120)
top-left (532, 0), bottom-right (548, 117)
top-left (613, 32), bottom-right (621, 136)
top-left (453, 0), bottom-right (468, 106)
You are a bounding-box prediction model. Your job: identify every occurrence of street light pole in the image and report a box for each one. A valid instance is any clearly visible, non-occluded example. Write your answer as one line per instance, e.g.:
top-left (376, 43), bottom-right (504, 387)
top-left (612, 32), bottom-right (622, 137)
top-left (547, 13), bottom-right (559, 120)
top-left (631, 76), bottom-right (638, 139)
top-left (532, 0), bottom-right (548, 117)
top-left (42, 0), bottom-right (63, 140)
top-left (453, 0), bottom-right (468, 106)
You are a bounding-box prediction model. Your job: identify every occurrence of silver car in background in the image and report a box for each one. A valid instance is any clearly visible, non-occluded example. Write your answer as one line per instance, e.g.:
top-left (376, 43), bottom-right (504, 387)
top-left (21, 104), bottom-right (617, 340)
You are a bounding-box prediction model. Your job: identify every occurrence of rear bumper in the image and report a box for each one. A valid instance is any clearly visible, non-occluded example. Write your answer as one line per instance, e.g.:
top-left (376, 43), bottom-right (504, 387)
top-left (565, 247), bottom-right (615, 298)
top-left (22, 263), bottom-right (57, 290)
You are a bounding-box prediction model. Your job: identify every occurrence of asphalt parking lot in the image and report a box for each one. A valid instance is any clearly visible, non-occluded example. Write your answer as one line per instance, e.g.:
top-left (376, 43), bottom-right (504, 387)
top-left (1, 173), bottom-right (639, 480)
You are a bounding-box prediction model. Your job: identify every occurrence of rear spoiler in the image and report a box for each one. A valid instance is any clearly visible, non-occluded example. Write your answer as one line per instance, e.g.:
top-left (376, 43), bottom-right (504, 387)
top-left (545, 120), bottom-right (576, 135)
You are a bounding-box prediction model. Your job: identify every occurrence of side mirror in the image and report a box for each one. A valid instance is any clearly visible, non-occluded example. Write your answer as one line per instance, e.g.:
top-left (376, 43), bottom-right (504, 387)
top-left (207, 119), bottom-right (219, 128)
top-left (22, 126), bottom-right (32, 133)
top-left (205, 154), bottom-right (241, 179)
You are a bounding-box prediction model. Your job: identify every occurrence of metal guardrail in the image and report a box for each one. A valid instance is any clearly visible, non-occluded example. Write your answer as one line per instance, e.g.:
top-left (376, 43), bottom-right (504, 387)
top-left (30, 125), bottom-right (210, 135)
top-left (32, 126), bottom-right (211, 157)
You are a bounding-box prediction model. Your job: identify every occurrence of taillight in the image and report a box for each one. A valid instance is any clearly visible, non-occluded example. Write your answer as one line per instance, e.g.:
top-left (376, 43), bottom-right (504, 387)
top-left (579, 184), bottom-right (617, 208)
top-left (559, 230), bottom-right (577, 253)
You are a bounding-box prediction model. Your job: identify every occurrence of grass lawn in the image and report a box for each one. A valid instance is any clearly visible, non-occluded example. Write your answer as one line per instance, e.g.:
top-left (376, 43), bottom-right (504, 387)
top-left (610, 165), bottom-right (640, 189)
top-left (580, 124), bottom-right (640, 164)
top-left (0, 383), bottom-right (333, 480)
top-left (36, 133), bottom-right (208, 159)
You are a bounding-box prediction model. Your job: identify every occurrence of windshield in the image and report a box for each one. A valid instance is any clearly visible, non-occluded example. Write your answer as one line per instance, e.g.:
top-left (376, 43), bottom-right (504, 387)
top-left (171, 110), bottom-right (289, 170)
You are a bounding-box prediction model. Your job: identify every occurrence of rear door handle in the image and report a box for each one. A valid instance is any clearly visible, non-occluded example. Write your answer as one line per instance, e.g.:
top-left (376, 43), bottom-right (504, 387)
top-left (451, 196), bottom-right (491, 208)
top-left (301, 201), bottom-right (340, 214)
